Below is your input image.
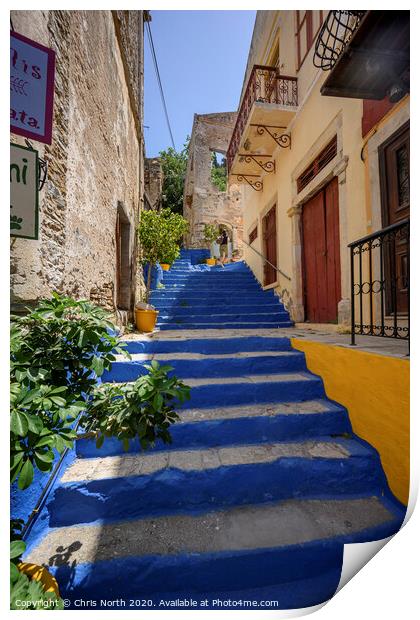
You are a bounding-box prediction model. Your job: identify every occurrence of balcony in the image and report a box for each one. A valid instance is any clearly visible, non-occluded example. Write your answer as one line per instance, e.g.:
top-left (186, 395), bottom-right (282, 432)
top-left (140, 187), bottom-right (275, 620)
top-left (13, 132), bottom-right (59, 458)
top-left (315, 11), bottom-right (410, 101)
top-left (227, 66), bottom-right (298, 190)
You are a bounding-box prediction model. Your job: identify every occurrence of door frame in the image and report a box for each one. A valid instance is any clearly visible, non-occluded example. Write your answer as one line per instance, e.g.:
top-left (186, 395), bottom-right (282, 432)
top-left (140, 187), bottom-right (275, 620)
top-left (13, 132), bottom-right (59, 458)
top-left (301, 177), bottom-right (341, 323)
top-left (260, 200), bottom-right (279, 289)
top-left (378, 119), bottom-right (410, 229)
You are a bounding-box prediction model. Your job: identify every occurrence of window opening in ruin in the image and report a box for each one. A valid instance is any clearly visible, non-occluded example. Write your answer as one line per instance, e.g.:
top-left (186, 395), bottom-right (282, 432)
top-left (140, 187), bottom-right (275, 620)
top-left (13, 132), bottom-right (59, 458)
top-left (116, 202), bottom-right (132, 310)
top-left (211, 151), bottom-right (227, 191)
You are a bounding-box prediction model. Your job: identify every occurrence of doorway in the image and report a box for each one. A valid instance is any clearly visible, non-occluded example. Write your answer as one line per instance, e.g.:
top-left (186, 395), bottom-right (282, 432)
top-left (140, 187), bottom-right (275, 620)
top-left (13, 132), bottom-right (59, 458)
top-left (262, 205), bottom-right (277, 286)
top-left (116, 204), bottom-right (131, 310)
top-left (379, 122), bottom-right (409, 314)
top-left (302, 177), bottom-right (341, 323)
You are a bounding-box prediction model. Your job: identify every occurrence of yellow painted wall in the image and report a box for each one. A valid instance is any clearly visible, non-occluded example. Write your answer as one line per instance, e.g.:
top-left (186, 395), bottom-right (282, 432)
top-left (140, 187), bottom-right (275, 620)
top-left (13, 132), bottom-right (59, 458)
top-left (291, 339), bottom-right (410, 506)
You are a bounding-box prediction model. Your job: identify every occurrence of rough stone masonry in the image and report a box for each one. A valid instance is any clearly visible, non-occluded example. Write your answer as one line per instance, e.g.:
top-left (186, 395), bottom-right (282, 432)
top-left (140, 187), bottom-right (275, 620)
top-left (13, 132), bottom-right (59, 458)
top-left (183, 112), bottom-right (244, 252)
top-left (10, 10), bottom-right (147, 321)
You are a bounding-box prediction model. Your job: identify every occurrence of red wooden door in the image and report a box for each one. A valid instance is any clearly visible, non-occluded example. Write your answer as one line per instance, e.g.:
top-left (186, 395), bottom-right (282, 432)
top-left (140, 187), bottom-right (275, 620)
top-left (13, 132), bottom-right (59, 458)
top-left (302, 177), bottom-right (341, 322)
top-left (263, 205), bottom-right (277, 286)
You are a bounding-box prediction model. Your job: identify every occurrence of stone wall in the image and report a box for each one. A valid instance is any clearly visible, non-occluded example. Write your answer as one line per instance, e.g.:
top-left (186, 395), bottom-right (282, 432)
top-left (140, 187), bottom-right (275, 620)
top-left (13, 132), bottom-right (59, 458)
top-left (183, 113), bottom-right (244, 252)
top-left (144, 158), bottom-right (163, 210)
top-left (10, 10), bottom-right (145, 320)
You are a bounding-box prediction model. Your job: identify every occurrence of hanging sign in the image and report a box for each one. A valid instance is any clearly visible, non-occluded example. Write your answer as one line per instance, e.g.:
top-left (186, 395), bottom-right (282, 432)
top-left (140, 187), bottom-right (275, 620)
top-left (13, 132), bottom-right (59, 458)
top-left (10, 143), bottom-right (39, 239)
top-left (10, 31), bottom-right (55, 144)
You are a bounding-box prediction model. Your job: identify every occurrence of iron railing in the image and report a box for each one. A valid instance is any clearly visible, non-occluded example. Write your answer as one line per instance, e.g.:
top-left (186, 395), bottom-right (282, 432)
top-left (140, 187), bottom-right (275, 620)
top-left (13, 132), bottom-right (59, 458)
top-left (313, 11), bottom-right (366, 71)
top-left (349, 219), bottom-right (409, 345)
top-left (227, 66), bottom-right (298, 172)
top-left (241, 237), bottom-right (291, 282)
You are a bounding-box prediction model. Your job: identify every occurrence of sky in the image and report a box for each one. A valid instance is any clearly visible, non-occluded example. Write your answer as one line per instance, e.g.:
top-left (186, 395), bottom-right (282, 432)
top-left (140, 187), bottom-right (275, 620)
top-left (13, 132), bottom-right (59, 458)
top-left (144, 10), bottom-right (256, 157)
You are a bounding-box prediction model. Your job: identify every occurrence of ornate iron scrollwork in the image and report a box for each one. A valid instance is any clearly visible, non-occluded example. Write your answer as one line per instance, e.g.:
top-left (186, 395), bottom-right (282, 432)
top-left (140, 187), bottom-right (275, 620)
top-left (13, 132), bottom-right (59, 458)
top-left (250, 124), bottom-right (291, 149)
top-left (238, 154), bottom-right (275, 173)
top-left (313, 11), bottom-right (366, 71)
top-left (231, 174), bottom-right (263, 192)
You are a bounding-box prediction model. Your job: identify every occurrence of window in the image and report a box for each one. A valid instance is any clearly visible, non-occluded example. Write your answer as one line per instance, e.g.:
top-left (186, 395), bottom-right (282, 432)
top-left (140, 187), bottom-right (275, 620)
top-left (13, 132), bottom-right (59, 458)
top-left (249, 226), bottom-right (258, 244)
top-left (296, 11), bottom-right (324, 69)
top-left (297, 136), bottom-right (337, 193)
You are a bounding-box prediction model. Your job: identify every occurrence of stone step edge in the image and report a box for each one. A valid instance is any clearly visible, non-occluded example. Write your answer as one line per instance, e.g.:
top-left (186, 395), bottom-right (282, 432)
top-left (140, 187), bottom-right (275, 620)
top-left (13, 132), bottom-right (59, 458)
top-left (62, 438), bottom-right (372, 483)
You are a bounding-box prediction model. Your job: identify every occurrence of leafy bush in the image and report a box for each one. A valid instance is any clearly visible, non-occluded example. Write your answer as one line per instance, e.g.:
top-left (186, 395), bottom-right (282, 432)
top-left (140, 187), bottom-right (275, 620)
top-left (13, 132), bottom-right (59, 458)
top-left (10, 294), bottom-right (127, 490)
top-left (159, 139), bottom-right (189, 215)
top-left (203, 223), bottom-right (220, 258)
top-left (10, 539), bottom-right (64, 610)
top-left (210, 152), bottom-right (227, 191)
top-left (10, 294), bottom-right (191, 609)
top-left (81, 361), bottom-right (190, 450)
top-left (138, 208), bottom-right (189, 299)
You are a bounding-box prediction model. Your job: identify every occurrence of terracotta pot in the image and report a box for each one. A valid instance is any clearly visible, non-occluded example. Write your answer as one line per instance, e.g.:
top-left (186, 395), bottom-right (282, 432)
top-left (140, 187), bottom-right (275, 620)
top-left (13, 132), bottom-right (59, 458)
top-left (160, 263), bottom-right (170, 271)
top-left (135, 308), bottom-right (159, 332)
top-left (18, 562), bottom-right (60, 597)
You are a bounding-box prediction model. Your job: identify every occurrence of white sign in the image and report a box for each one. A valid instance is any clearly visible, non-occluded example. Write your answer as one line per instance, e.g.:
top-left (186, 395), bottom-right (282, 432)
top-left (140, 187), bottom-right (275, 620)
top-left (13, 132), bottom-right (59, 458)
top-left (10, 143), bottom-right (39, 239)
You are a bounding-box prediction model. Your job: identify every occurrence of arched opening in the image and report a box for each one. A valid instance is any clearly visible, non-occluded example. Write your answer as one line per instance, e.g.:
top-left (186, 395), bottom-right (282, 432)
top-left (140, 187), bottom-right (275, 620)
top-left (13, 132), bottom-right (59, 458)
top-left (210, 151), bottom-right (227, 192)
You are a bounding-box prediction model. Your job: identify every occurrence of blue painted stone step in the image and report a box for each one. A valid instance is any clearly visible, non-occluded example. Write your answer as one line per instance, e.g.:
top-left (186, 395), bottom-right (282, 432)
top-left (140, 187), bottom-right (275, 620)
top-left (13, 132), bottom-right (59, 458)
top-left (158, 320), bottom-right (294, 330)
top-left (123, 336), bottom-right (293, 354)
top-left (76, 399), bottom-right (353, 457)
top-left (48, 438), bottom-right (386, 527)
top-left (103, 352), bottom-right (307, 382)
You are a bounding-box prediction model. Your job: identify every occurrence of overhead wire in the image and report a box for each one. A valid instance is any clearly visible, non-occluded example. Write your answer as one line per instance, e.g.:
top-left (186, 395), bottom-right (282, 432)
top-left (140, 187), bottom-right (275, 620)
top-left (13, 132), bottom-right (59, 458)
top-left (146, 19), bottom-right (176, 150)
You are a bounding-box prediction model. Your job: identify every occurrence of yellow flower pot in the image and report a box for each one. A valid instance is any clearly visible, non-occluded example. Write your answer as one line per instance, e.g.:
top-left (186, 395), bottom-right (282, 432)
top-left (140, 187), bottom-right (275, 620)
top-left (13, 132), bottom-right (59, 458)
top-left (135, 308), bottom-right (159, 333)
top-left (18, 562), bottom-right (60, 597)
top-left (206, 258), bottom-right (216, 266)
top-left (160, 263), bottom-right (170, 271)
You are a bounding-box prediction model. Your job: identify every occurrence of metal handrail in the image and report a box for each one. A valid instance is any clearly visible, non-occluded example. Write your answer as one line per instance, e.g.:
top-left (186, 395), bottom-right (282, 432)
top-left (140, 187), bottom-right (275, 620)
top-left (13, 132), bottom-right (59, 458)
top-left (241, 238), bottom-right (291, 281)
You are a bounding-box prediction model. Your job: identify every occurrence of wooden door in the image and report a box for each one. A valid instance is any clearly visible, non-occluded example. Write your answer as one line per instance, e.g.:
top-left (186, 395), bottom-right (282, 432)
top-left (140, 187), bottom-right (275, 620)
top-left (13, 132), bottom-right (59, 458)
top-left (302, 177), bottom-right (341, 322)
top-left (263, 205), bottom-right (277, 286)
top-left (380, 124), bottom-right (409, 313)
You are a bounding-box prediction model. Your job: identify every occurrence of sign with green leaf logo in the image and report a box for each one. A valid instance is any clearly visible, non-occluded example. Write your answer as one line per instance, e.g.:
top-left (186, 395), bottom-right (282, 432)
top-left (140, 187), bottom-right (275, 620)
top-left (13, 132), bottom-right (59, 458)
top-left (10, 143), bottom-right (39, 239)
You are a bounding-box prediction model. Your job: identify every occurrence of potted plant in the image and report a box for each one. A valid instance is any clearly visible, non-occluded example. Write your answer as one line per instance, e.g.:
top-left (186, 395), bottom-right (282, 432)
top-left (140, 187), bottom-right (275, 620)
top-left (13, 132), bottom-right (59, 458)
top-left (137, 209), bottom-right (188, 331)
top-left (203, 223), bottom-right (220, 266)
top-left (231, 249), bottom-right (241, 262)
top-left (10, 296), bottom-right (191, 609)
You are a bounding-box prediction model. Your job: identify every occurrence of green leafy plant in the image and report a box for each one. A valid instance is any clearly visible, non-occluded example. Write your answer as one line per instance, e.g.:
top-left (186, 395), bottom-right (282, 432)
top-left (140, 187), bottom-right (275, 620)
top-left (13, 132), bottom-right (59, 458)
top-left (81, 360), bottom-right (190, 450)
top-left (159, 138), bottom-right (190, 215)
top-left (10, 294), bottom-right (128, 490)
top-left (10, 295), bottom-right (190, 609)
top-left (10, 538), bottom-right (64, 610)
top-left (210, 152), bottom-right (227, 191)
top-left (138, 208), bottom-right (189, 300)
top-left (203, 223), bottom-right (220, 258)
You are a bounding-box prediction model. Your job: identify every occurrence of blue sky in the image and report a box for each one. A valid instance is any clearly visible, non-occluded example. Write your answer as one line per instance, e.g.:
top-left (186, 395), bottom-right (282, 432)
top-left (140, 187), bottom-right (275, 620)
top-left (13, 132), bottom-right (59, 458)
top-left (144, 10), bottom-right (256, 157)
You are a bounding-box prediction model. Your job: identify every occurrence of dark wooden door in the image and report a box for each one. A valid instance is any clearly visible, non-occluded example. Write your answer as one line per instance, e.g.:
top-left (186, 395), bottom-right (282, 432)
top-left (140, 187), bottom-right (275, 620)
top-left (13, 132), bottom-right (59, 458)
top-left (302, 177), bottom-right (341, 323)
top-left (263, 205), bottom-right (277, 286)
top-left (380, 124), bottom-right (409, 313)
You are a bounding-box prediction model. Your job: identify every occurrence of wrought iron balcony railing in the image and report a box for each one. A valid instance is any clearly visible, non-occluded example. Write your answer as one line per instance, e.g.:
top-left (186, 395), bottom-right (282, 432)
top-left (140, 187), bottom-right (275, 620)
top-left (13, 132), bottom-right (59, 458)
top-left (349, 219), bottom-right (409, 346)
top-left (227, 66), bottom-right (298, 172)
top-left (313, 11), bottom-right (366, 71)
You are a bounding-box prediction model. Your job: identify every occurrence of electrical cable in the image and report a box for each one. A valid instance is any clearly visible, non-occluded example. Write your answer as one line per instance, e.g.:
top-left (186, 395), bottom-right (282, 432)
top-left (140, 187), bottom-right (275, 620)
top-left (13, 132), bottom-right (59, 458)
top-left (146, 19), bottom-right (176, 150)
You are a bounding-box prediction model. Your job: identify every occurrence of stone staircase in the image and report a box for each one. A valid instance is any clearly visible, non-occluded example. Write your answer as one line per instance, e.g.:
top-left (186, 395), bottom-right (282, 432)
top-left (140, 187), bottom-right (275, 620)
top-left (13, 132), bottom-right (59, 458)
top-left (150, 252), bottom-right (293, 330)
top-left (24, 254), bottom-right (405, 610)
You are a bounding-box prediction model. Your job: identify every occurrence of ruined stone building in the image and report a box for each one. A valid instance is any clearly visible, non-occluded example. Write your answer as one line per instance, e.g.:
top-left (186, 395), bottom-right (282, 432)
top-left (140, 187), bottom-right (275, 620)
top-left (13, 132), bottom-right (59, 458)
top-left (183, 112), bottom-right (243, 254)
top-left (10, 10), bottom-right (148, 322)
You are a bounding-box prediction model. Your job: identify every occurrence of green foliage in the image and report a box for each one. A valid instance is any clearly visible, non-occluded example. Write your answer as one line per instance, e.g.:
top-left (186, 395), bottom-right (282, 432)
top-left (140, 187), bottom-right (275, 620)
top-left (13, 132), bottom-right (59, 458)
top-left (159, 138), bottom-right (190, 215)
top-left (203, 223), bottom-right (220, 258)
top-left (81, 360), bottom-right (190, 450)
top-left (210, 152), bottom-right (227, 191)
top-left (10, 294), bottom-right (128, 490)
top-left (10, 573), bottom-right (64, 610)
top-left (10, 295), bottom-right (190, 609)
top-left (138, 208), bottom-right (189, 299)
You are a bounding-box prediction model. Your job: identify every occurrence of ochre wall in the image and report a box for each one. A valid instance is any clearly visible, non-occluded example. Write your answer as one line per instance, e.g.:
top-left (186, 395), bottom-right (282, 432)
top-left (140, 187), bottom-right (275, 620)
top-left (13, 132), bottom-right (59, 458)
top-left (291, 339), bottom-right (410, 506)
